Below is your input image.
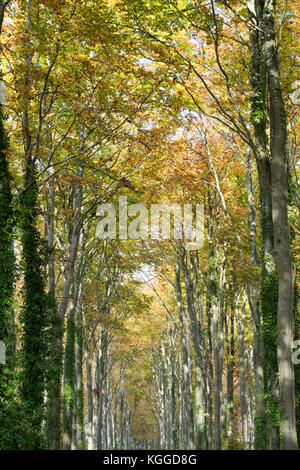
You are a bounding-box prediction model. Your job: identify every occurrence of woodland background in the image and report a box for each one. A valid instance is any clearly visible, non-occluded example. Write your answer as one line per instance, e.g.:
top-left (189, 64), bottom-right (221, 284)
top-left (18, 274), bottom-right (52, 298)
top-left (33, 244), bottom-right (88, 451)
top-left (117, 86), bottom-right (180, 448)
top-left (0, 0), bottom-right (299, 450)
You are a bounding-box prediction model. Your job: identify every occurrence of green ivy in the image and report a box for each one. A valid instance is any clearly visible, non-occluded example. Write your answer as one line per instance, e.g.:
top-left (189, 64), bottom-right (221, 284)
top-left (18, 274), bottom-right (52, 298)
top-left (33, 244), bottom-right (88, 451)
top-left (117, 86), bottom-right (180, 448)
top-left (19, 161), bottom-right (48, 449)
top-left (0, 104), bottom-right (17, 449)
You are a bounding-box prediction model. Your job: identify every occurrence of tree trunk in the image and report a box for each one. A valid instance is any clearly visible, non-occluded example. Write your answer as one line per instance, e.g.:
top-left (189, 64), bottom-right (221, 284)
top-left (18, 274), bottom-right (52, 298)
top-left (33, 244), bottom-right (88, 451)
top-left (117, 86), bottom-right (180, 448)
top-left (86, 350), bottom-right (94, 450)
top-left (247, 0), bottom-right (279, 448)
top-left (237, 299), bottom-right (247, 447)
top-left (62, 287), bottom-right (75, 450)
top-left (258, 0), bottom-right (298, 450)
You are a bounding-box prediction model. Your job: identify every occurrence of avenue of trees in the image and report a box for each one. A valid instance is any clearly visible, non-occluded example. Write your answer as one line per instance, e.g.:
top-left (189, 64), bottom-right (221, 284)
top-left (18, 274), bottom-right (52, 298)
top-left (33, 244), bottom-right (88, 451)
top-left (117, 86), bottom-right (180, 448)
top-left (0, 0), bottom-right (299, 450)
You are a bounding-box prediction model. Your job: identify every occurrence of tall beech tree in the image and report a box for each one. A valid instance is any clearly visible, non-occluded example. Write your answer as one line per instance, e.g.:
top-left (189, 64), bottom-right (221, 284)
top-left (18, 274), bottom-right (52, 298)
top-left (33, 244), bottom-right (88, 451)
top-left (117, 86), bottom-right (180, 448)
top-left (258, 0), bottom-right (297, 449)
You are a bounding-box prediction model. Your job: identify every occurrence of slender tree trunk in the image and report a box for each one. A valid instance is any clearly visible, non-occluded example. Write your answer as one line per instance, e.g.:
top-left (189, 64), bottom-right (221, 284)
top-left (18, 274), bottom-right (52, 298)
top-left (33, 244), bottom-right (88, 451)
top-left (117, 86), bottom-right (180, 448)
top-left (207, 209), bottom-right (221, 449)
top-left (86, 349), bottom-right (94, 450)
top-left (74, 285), bottom-right (84, 449)
top-left (225, 304), bottom-right (235, 443)
top-left (245, 149), bottom-right (264, 441)
top-left (62, 285), bottom-right (76, 450)
top-left (212, 297), bottom-right (221, 449)
top-left (175, 256), bottom-right (194, 449)
top-left (237, 299), bottom-right (247, 447)
top-left (46, 172), bottom-right (63, 450)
